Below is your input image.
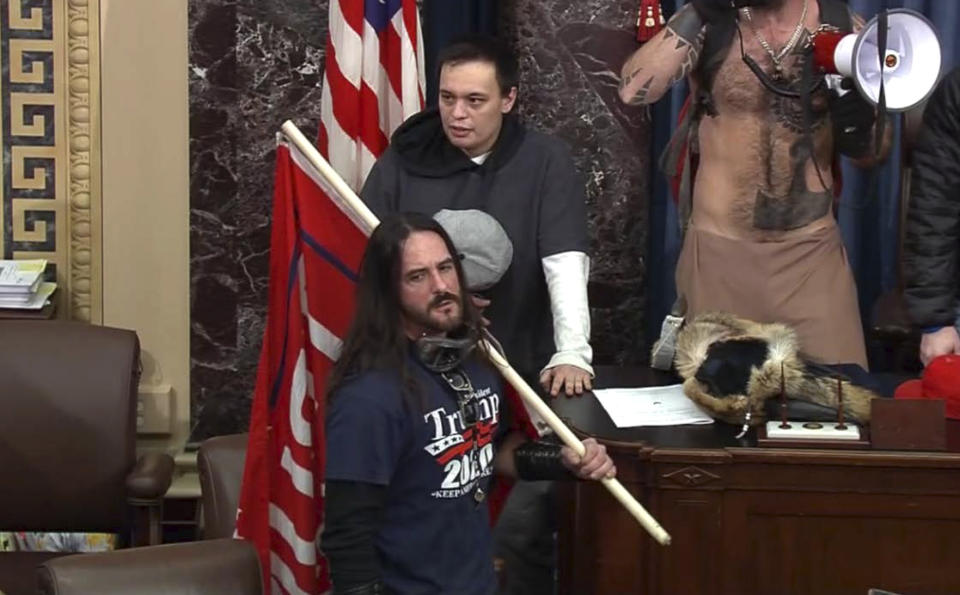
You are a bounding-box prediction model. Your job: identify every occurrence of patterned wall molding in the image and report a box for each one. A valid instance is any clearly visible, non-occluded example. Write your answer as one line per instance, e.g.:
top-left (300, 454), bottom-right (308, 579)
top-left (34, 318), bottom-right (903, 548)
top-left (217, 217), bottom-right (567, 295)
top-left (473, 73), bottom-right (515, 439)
top-left (1, 0), bottom-right (102, 322)
top-left (65, 0), bottom-right (101, 322)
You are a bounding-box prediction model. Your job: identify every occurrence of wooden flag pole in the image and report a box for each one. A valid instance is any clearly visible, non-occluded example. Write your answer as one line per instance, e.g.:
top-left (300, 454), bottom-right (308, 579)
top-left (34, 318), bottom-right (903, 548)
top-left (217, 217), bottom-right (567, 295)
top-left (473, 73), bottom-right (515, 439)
top-left (483, 342), bottom-right (671, 545)
top-left (279, 120), bottom-right (672, 546)
top-left (280, 121), bottom-right (379, 230)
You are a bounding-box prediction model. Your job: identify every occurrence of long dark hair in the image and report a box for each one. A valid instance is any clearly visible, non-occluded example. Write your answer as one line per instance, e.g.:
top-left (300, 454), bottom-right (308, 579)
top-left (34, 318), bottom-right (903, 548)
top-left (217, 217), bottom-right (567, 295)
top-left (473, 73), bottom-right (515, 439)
top-left (327, 211), bottom-right (486, 407)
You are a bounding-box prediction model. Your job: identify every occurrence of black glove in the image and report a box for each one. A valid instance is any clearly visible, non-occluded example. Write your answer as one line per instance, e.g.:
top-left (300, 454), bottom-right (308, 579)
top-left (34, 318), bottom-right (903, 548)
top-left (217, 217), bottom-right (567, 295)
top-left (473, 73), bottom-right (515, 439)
top-left (830, 80), bottom-right (876, 158)
top-left (514, 439), bottom-right (574, 481)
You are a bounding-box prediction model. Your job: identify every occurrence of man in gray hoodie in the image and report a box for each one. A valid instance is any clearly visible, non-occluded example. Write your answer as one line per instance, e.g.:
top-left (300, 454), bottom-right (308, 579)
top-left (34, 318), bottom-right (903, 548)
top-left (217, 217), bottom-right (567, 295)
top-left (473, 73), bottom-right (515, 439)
top-left (360, 35), bottom-right (593, 399)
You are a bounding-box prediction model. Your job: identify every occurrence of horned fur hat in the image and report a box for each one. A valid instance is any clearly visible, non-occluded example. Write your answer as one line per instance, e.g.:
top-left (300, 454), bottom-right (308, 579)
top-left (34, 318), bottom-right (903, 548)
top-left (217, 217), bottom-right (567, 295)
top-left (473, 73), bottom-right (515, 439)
top-left (671, 312), bottom-right (879, 426)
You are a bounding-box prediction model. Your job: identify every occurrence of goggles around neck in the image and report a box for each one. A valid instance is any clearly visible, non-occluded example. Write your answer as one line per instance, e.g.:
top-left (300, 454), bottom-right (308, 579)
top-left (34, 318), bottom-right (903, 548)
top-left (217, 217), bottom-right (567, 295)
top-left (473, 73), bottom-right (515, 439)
top-left (415, 331), bottom-right (478, 373)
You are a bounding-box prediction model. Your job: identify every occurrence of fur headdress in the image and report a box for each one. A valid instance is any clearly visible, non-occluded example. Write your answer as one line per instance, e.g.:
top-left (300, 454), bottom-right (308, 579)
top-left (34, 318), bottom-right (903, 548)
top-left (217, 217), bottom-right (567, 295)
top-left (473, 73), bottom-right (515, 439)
top-left (671, 312), bottom-right (879, 426)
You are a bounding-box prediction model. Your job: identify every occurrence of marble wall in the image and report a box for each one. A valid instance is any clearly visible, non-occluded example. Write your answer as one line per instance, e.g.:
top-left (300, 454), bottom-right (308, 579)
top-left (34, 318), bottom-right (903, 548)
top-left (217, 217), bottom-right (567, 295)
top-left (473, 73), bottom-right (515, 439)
top-left (188, 0), bottom-right (328, 440)
top-left (501, 0), bottom-right (652, 367)
top-left (188, 0), bottom-right (652, 440)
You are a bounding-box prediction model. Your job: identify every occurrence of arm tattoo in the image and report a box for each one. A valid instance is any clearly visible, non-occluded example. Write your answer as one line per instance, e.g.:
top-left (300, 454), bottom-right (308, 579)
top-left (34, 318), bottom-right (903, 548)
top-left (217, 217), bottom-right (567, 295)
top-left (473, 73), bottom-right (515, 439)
top-left (619, 67), bottom-right (640, 97)
top-left (620, 68), bottom-right (655, 106)
top-left (666, 4), bottom-right (705, 45)
top-left (668, 29), bottom-right (705, 84)
top-left (619, 4), bottom-right (704, 105)
top-left (634, 76), bottom-right (656, 105)
top-left (664, 7), bottom-right (705, 85)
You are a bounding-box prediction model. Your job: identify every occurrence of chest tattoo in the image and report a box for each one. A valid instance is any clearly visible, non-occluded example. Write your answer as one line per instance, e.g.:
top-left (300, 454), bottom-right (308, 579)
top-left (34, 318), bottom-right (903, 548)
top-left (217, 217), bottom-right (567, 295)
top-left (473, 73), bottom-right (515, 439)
top-left (768, 40), bottom-right (830, 130)
top-left (769, 76), bottom-right (829, 134)
top-left (752, 46), bottom-right (832, 231)
top-left (753, 138), bottom-right (832, 231)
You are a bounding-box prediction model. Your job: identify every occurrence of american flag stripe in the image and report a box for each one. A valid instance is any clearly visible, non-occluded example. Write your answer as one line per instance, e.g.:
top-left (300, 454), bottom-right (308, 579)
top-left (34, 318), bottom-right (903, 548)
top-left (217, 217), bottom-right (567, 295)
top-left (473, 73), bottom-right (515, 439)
top-left (269, 550), bottom-right (311, 595)
top-left (328, 1), bottom-right (362, 84)
top-left (288, 349), bottom-right (314, 447)
top-left (269, 503), bottom-right (318, 565)
top-left (306, 314), bottom-right (343, 363)
top-left (401, 8), bottom-right (425, 110)
top-left (280, 446), bottom-right (315, 497)
top-left (324, 42), bottom-right (361, 140)
top-left (381, 23), bottom-right (402, 99)
top-left (319, 0), bottom-right (425, 192)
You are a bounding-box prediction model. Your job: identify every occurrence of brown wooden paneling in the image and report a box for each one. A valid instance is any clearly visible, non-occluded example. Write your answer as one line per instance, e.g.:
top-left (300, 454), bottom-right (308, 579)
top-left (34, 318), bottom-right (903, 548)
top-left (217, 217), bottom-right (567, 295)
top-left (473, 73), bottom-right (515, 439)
top-left (555, 369), bottom-right (960, 595)
top-left (655, 490), bottom-right (724, 595)
top-left (723, 491), bottom-right (960, 595)
top-left (558, 477), bottom-right (650, 594)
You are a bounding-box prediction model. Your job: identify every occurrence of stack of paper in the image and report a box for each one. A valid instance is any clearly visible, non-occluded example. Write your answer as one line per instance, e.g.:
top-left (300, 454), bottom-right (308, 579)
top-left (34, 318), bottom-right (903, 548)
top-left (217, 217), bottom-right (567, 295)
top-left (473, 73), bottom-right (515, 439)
top-left (0, 259), bottom-right (56, 310)
top-left (593, 384), bottom-right (715, 428)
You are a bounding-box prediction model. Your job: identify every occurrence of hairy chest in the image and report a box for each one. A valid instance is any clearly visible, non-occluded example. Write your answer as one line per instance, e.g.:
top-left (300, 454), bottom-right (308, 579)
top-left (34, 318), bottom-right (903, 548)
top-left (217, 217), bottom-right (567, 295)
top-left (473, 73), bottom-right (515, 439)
top-left (710, 33), bottom-right (831, 130)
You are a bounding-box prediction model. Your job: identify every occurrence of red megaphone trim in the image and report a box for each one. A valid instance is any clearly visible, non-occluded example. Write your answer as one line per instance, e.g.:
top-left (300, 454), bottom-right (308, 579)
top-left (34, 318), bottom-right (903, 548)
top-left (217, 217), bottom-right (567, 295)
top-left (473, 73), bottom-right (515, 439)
top-left (812, 30), bottom-right (847, 74)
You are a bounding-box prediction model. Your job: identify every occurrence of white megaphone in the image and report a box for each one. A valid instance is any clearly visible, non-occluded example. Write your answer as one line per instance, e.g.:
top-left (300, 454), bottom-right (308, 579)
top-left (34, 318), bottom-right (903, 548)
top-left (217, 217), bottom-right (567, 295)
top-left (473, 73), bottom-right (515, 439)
top-left (812, 8), bottom-right (942, 111)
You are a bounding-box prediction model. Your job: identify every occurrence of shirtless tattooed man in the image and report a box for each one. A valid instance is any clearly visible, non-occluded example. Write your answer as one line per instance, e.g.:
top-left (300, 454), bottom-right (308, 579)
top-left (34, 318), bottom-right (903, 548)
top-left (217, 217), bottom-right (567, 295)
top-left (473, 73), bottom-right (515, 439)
top-left (620, 0), bottom-right (890, 368)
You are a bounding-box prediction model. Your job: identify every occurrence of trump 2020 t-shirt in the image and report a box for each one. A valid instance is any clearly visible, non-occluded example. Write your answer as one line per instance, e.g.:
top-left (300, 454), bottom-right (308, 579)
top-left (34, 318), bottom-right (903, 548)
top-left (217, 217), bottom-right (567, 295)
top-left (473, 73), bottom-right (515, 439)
top-left (325, 355), bottom-right (505, 595)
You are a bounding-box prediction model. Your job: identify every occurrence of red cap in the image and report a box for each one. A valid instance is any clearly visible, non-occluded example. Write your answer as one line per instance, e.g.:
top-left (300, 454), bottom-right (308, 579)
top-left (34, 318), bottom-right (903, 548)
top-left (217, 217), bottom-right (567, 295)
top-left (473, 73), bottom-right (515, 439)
top-left (894, 354), bottom-right (960, 420)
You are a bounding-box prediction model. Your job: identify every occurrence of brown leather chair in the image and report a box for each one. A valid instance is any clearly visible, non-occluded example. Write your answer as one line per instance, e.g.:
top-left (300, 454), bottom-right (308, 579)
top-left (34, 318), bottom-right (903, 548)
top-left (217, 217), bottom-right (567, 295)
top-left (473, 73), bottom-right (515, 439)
top-left (0, 321), bottom-right (175, 595)
top-left (197, 433), bottom-right (248, 539)
top-left (37, 538), bottom-right (262, 595)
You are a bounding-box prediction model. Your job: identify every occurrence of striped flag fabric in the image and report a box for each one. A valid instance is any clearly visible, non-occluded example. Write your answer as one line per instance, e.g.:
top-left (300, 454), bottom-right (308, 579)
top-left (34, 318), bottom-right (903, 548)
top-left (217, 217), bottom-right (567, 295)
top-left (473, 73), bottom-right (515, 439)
top-left (237, 132), bottom-right (546, 594)
top-left (234, 135), bottom-right (373, 595)
top-left (318, 0), bottom-right (425, 192)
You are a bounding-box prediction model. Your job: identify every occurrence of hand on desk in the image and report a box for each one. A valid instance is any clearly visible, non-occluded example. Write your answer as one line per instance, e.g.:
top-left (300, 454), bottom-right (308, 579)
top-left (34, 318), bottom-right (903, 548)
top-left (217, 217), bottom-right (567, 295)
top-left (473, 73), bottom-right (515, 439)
top-left (540, 364), bottom-right (592, 397)
top-left (561, 437), bottom-right (616, 481)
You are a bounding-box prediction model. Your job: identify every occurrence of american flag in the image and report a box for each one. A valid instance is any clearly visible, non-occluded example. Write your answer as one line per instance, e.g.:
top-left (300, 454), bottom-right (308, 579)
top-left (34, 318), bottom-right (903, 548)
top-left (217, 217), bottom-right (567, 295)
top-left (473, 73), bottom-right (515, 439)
top-left (318, 0), bottom-right (426, 192)
top-left (236, 131), bottom-right (545, 594)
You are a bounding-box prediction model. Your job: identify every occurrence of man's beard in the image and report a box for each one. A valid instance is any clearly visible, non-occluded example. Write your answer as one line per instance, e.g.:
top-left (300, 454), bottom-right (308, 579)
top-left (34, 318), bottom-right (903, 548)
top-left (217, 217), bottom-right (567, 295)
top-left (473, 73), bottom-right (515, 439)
top-left (404, 292), bottom-right (464, 334)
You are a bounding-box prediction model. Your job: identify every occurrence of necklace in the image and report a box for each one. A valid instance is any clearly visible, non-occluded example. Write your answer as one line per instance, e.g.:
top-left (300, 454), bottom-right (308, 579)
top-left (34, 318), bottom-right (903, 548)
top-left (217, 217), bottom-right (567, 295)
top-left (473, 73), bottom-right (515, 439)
top-left (742, 0), bottom-right (809, 77)
top-left (439, 367), bottom-right (487, 506)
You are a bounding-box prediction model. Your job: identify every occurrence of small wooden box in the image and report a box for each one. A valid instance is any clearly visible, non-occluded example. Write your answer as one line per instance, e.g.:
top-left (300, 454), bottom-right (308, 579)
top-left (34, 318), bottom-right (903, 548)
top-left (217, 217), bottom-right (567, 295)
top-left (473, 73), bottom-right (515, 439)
top-left (870, 398), bottom-right (946, 451)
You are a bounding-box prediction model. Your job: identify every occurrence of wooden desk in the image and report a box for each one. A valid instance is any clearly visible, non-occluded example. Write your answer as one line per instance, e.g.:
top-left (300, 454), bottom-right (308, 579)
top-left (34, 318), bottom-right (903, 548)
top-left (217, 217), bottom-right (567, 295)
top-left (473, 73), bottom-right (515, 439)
top-left (554, 367), bottom-right (960, 595)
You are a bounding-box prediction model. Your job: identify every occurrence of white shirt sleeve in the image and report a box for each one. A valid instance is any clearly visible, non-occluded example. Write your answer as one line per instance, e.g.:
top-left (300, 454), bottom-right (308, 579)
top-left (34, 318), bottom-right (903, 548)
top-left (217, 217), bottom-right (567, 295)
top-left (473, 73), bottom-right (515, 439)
top-left (541, 251), bottom-right (594, 376)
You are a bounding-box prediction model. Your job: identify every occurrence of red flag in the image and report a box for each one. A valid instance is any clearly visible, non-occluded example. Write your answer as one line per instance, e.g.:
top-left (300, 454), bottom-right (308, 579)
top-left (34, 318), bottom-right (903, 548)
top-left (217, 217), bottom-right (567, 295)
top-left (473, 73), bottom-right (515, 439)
top-left (235, 138), bottom-right (372, 595)
top-left (236, 138), bottom-right (546, 593)
top-left (318, 0), bottom-right (426, 192)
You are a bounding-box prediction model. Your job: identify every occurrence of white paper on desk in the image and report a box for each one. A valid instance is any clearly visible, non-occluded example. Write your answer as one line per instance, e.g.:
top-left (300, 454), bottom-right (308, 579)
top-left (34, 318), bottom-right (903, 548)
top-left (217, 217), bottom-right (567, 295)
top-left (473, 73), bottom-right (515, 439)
top-left (593, 384), bottom-right (715, 428)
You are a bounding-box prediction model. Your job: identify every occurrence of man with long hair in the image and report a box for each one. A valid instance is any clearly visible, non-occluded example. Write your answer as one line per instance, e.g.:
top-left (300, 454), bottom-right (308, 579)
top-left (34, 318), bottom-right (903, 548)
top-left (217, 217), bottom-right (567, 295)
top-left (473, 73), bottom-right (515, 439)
top-left (321, 212), bottom-right (615, 595)
top-left (360, 35), bottom-right (596, 593)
